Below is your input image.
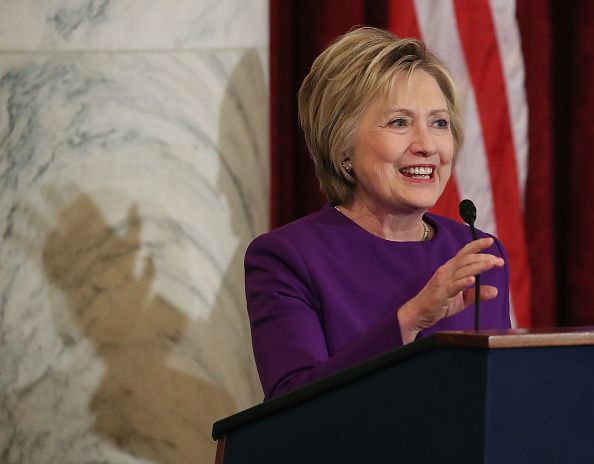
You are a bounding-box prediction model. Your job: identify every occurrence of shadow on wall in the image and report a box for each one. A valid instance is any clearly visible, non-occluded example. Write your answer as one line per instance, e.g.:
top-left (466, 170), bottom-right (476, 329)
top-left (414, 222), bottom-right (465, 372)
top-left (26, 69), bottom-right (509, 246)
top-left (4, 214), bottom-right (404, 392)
top-left (43, 195), bottom-right (235, 464)
top-left (41, 50), bottom-right (266, 464)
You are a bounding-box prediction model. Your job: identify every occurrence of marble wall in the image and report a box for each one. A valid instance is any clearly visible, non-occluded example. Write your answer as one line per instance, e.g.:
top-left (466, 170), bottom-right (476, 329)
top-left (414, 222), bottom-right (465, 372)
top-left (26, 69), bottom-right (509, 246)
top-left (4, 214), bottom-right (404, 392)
top-left (0, 1), bottom-right (268, 463)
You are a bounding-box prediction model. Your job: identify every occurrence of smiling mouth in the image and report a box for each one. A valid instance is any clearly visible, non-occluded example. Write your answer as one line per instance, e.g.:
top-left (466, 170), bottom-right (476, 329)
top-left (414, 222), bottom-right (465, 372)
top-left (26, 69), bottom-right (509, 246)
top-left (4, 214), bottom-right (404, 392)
top-left (399, 166), bottom-right (434, 180)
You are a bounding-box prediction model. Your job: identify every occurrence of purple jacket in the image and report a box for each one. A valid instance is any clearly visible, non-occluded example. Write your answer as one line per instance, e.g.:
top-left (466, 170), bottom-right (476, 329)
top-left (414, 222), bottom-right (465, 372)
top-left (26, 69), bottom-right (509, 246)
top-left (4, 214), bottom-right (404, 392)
top-left (245, 205), bottom-right (511, 399)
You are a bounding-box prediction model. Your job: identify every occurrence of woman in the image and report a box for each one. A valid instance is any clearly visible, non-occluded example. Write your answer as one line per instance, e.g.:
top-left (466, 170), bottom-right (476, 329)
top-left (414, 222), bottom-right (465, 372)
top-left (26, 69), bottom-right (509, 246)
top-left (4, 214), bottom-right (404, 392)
top-left (246, 27), bottom-right (511, 400)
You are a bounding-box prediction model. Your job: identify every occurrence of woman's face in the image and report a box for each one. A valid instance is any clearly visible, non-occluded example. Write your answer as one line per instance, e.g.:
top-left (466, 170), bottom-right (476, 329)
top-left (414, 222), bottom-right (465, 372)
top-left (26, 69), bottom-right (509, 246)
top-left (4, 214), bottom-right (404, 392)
top-left (350, 69), bottom-right (454, 215)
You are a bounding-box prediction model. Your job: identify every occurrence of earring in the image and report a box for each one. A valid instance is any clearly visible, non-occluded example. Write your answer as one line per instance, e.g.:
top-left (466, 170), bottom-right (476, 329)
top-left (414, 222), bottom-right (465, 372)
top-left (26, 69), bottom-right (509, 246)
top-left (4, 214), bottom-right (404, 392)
top-left (342, 158), bottom-right (353, 173)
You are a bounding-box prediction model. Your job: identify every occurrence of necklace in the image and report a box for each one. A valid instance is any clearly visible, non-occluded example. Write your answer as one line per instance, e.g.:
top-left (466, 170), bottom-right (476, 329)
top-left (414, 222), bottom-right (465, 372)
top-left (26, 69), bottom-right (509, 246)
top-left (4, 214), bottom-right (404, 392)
top-left (335, 205), bottom-right (430, 241)
top-left (420, 219), bottom-right (429, 241)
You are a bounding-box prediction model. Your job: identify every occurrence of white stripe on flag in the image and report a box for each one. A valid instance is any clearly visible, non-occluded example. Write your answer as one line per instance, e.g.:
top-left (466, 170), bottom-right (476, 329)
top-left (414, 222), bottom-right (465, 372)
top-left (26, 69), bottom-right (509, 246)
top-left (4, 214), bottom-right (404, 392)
top-left (488, 0), bottom-right (529, 203)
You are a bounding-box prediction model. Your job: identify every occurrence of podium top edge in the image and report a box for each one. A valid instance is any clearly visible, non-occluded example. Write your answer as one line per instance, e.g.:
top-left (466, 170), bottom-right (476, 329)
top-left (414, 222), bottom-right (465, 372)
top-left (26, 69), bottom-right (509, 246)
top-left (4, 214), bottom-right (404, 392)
top-left (434, 327), bottom-right (594, 348)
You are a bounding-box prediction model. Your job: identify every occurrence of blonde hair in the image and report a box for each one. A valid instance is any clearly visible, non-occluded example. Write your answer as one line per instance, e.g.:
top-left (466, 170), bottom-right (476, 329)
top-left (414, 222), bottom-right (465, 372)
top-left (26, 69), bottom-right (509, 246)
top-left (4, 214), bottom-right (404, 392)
top-left (298, 26), bottom-right (464, 205)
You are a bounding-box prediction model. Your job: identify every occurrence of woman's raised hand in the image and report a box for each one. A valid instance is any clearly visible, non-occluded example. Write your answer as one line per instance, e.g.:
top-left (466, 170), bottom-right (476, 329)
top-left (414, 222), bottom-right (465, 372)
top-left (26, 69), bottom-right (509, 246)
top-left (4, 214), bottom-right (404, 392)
top-left (397, 237), bottom-right (504, 344)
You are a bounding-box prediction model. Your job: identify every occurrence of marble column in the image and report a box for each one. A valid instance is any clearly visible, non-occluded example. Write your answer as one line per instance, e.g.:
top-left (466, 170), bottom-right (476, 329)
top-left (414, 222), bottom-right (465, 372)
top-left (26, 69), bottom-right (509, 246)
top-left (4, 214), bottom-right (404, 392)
top-left (0, 1), bottom-right (268, 463)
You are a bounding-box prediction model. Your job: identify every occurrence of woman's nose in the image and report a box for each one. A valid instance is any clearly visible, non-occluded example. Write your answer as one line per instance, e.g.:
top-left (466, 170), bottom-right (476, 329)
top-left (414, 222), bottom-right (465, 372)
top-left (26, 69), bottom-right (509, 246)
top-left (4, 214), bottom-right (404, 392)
top-left (409, 125), bottom-right (437, 157)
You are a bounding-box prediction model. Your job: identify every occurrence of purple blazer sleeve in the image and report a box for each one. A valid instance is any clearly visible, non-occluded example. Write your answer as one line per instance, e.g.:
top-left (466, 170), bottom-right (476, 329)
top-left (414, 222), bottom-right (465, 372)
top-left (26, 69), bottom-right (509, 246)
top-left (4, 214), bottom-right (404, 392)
top-left (491, 235), bottom-right (512, 330)
top-left (245, 232), bottom-right (404, 400)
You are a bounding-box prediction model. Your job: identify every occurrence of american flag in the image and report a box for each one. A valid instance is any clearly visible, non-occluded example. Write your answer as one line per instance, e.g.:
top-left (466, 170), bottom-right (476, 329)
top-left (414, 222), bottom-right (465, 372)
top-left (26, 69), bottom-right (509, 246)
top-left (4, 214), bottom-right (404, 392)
top-left (388, 0), bottom-right (531, 327)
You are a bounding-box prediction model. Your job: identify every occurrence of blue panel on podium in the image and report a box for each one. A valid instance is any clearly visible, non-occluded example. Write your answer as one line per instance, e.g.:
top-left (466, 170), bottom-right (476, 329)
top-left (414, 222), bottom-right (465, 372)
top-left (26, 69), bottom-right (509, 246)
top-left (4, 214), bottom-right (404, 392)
top-left (484, 346), bottom-right (594, 463)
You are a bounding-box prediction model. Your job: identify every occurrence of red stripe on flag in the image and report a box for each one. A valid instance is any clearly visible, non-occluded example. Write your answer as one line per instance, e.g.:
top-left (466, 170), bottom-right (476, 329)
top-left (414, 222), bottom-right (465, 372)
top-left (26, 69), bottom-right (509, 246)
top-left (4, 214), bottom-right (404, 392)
top-left (431, 174), bottom-right (462, 221)
top-left (388, 0), bottom-right (462, 221)
top-left (453, 0), bottom-right (531, 326)
top-left (388, 0), bottom-right (422, 38)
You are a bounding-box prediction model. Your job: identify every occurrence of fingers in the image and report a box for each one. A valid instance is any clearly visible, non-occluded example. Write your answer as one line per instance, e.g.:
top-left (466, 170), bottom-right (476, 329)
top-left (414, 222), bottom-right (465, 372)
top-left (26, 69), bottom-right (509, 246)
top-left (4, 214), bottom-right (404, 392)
top-left (444, 237), bottom-right (504, 281)
top-left (452, 255), bottom-right (504, 281)
top-left (455, 251), bottom-right (502, 267)
top-left (413, 236), bottom-right (505, 323)
top-left (457, 237), bottom-right (496, 256)
top-left (462, 285), bottom-right (499, 305)
top-left (431, 254), bottom-right (503, 300)
top-left (449, 256), bottom-right (503, 298)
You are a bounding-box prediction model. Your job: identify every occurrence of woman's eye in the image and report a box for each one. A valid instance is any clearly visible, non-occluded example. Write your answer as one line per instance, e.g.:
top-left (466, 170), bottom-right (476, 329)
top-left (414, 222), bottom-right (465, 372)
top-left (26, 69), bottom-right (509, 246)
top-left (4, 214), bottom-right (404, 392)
top-left (389, 118), bottom-right (408, 128)
top-left (433, 118), bottom-right (449, 129)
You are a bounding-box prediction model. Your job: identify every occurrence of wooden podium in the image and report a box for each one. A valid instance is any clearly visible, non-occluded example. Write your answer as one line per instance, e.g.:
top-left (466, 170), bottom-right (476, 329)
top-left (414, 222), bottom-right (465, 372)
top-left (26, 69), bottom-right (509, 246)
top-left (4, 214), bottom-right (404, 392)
top-left (212, 328), bottom-right (594, 463)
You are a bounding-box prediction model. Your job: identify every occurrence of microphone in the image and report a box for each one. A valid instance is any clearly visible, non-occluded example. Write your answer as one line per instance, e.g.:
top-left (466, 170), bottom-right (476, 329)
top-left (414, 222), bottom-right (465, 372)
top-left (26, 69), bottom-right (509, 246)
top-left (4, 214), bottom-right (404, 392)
top-left (459, 199), bottom-right (477, 232)
top-left (459, 199), bottom-right (480, 330)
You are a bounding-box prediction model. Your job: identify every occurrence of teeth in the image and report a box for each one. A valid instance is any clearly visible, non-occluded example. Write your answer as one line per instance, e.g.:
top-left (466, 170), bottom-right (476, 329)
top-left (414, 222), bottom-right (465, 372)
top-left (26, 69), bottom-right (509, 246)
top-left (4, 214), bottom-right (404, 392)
top-left (402, 166), bottom-right (433, 175)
